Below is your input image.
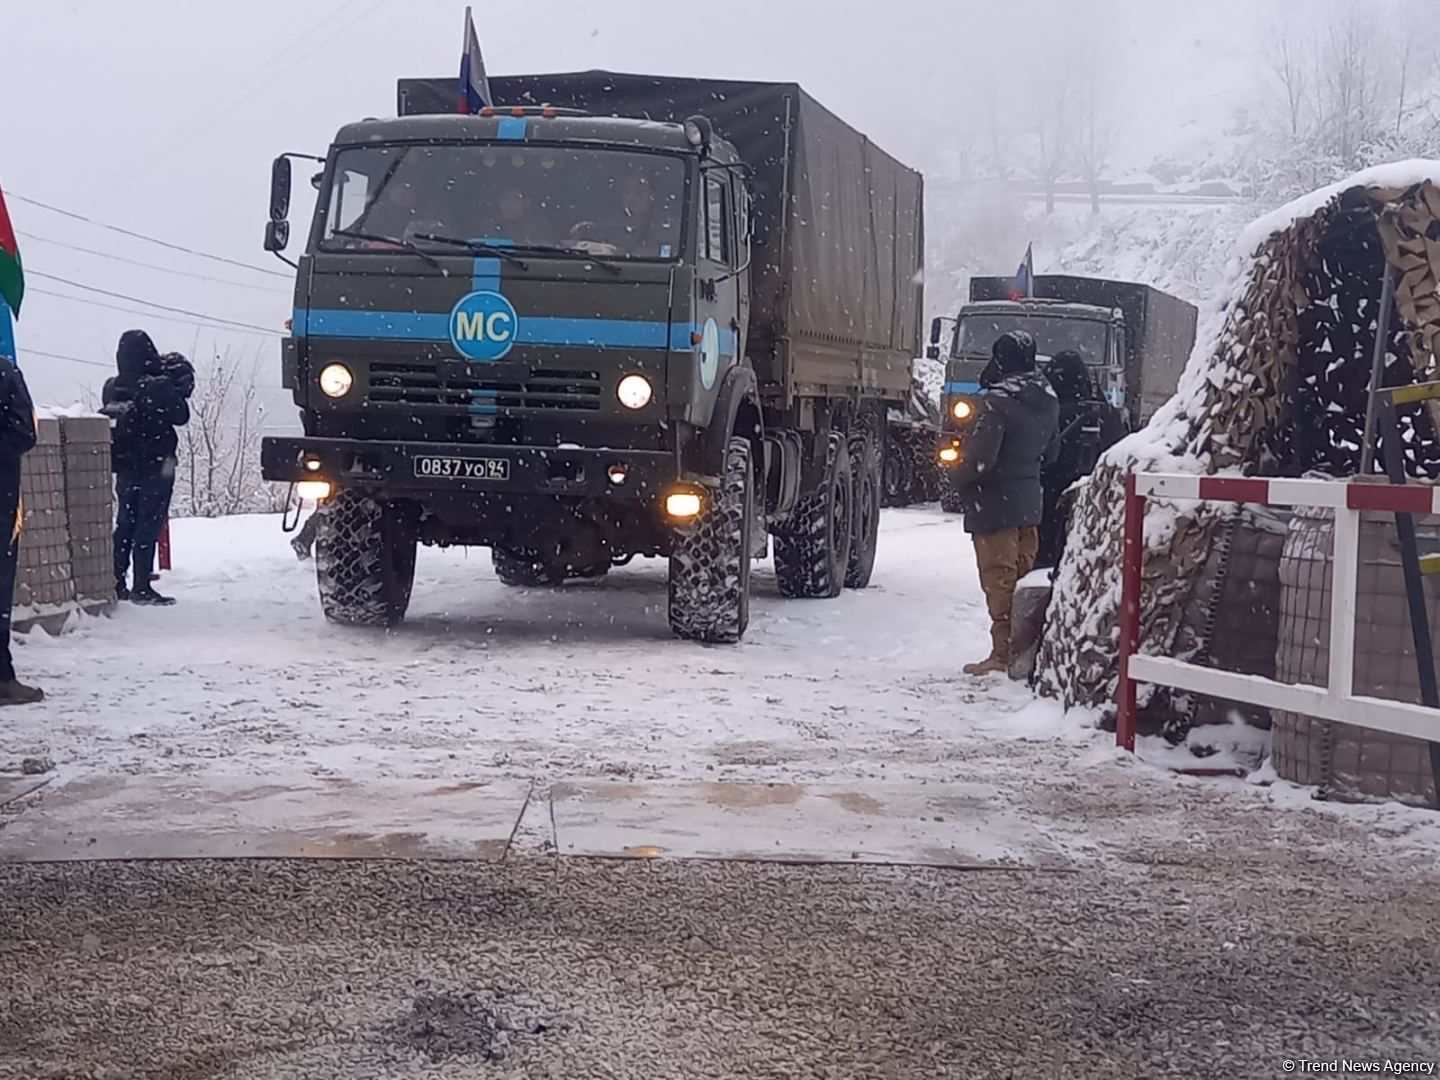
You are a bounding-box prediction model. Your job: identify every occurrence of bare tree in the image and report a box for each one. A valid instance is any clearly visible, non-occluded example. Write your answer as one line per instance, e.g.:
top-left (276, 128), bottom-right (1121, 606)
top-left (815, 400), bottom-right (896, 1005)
top-left (1072, 63), bottom-right (1121, 214)
top-left (1027, 64), bottom-right (1074, 215)
top-left (1267, 25), bottom-right (1311, 137)
top-left (175, 351), bottom-right (284, 518)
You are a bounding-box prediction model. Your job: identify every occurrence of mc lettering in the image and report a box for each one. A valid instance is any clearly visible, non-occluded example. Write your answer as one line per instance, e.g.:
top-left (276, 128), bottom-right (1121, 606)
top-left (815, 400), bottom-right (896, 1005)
top-left (453, 309), bottom-right (514, 344)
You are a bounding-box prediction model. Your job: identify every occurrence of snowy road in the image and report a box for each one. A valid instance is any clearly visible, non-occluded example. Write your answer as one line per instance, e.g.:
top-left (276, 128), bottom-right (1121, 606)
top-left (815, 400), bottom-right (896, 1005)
top-left (5, 506), bottom-right (1440, 866)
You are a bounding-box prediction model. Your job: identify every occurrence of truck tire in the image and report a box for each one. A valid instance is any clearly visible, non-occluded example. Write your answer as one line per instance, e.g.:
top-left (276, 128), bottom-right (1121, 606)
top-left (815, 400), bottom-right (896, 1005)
top-left (492, 549), bottom-right (550, 587)
top-left (940, 471), bottom-right (966, 514)
top-left (845, 431), bottom-right (881, 589)
top-left (882, 432), bottom-right (912, 508)
top-left (775, 431), bottom-right (853, 599)
top-left (315, 490), bottom-right (417, 628)
top-left (668, 437), bottom-right (753, 643)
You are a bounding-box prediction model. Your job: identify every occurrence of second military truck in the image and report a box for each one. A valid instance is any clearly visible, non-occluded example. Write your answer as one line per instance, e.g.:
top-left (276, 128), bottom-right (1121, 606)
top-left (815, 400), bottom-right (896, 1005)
top-left (260, 71), bottom-right (924, 643)
top-left (928, 274), bottom-right (1197, 510)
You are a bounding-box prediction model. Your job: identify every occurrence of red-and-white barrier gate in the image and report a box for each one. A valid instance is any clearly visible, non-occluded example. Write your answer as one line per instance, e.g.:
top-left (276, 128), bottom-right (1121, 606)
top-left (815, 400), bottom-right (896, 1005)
top-left (1117, 473), bottom-right (1440, 753)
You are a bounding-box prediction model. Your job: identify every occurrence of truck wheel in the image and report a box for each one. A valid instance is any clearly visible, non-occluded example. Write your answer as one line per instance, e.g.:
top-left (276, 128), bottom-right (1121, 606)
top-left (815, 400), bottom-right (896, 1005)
top-left (845, 432), bottom-right (881, 589)
top-left (882, 435), bottom-right (911, 508)
top-left (774, 431), bottom-right (853, 599)
top-left (315, 490), bottom-right (417, 628)
top-left (940, 472), bottom-right (966, 514)
top-left (492, 549), bottom-right (550, 587)
top-left (668, 437), bottom-right (753, 644)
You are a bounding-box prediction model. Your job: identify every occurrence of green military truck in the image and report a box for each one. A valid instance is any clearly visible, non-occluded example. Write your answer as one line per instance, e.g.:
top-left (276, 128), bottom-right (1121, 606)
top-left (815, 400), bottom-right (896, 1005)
top-left (260, 71), bottom-right (924, 643)
top-left (927, 274), bottom-right (1197, 511)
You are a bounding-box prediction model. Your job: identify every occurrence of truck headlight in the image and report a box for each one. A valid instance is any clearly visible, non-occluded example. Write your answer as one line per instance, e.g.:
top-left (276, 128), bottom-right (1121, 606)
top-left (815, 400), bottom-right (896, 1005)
top-left (951, 399), bottom-right (974, 420)
top-left (318, 363), bottom-right (354, 399)
top-left (617, 374), bottom-right (653, 410)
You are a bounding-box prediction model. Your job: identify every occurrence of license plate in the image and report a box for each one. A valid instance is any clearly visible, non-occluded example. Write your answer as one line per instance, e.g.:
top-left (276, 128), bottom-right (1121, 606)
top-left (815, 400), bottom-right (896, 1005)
top-left (413, 456), bottom-right (510, 481)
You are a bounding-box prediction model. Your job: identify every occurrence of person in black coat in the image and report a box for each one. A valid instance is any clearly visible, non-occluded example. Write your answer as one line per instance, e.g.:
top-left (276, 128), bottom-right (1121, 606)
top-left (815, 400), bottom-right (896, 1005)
top-left (0, 340), bottom-right (42, 705)
top-left (952, 330), bottom-right (1060, 677)
top-left (101, 331), bottom-right (190, 605)
top-left (1035, 351), bottom-right (1130, 572)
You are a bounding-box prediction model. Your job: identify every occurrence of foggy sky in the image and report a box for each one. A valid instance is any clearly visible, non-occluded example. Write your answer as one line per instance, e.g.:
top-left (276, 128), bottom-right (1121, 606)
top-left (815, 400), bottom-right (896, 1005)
top-left (3, 0), bottom-right (1262, 406)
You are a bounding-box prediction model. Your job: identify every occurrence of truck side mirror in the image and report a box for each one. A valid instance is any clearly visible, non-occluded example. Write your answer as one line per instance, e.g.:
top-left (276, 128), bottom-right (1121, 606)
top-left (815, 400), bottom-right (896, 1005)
top-left (269, 156), bottom-right (293, 223)
top-left (264, 219), bottom-right (291, 253)
top-left (929, 317), bottom-right (942, 345)
top-left (925, 345), bottom-right (940, 360)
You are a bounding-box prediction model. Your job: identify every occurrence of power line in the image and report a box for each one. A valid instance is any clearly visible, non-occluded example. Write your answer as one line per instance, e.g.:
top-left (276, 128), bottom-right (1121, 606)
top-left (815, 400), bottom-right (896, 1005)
top-left (29, 287), bottom-right (282, 339)
top-left (111, 0), bottom-right (392, 188)
top-left (7, 193), bottom-right (289, 278)
top-left (15, 346), bottom-right (110, 370)
top-left (27, 271), bottom-right (282, 335)
top-left (18, 232), bottom-right (291, 294)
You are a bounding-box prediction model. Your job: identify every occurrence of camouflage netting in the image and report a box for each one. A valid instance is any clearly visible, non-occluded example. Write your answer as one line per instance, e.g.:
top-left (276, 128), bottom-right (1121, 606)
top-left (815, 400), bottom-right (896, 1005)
top-left (1036, 164), bottom-right (1440, 719)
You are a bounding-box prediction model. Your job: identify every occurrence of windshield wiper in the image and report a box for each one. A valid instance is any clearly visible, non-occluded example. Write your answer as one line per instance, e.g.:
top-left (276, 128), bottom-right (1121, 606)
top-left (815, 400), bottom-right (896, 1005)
top-left (329, 228), bottom-right (442, 270)
top-left (410, 232), bottom-right (530, 271)
top-left (503, 243), bottom-right (623, 275)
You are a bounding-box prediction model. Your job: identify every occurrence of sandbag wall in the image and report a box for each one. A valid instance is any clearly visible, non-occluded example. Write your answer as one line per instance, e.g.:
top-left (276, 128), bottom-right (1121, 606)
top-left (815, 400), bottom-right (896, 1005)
top-left (14, 415), bottom-right (116, 629)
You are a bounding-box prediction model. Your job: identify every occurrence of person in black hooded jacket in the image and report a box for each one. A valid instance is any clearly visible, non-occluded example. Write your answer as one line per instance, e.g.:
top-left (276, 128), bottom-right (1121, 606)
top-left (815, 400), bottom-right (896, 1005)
top-left (101, 331), bottom-right (190, 605)
top-left (1035, 351), bottom-right (1130, 571)
top-left (952, 330), bottom-right (1060, 677)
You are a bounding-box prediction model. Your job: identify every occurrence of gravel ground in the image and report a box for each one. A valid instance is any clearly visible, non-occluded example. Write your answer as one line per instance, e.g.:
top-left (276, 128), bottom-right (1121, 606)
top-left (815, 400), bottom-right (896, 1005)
top-left (4, 850), bottom-right (1439, 1080)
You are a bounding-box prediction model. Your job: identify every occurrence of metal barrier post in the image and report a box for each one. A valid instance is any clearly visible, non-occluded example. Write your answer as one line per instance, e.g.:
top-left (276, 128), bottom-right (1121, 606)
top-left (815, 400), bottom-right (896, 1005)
top-left (158, 521), bottom-right (171, 572)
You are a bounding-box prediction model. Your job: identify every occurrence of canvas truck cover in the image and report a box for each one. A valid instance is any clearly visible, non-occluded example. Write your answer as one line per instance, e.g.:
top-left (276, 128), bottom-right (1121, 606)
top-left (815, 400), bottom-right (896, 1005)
top-left (969, 274), bottom-right (1198, 423)
top-left (398, 72), bottom-right (925, 403)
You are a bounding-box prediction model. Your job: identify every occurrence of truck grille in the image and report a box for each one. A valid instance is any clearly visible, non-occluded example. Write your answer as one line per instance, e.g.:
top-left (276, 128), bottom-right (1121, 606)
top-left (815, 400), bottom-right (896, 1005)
top-left (366, 361), bottom-right (603, 412)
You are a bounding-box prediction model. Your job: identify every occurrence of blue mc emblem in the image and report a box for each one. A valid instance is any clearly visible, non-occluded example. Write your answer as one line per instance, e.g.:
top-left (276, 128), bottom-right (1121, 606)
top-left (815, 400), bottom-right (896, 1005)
top-left (450, 290), bottom-right (518, 361)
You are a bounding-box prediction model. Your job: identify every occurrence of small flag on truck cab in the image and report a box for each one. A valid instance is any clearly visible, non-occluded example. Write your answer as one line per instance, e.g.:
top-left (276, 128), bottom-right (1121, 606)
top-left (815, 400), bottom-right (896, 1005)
top-left (459, 7), bottom-right (493, 114)
top-left (1009, 242), bottom-right (1034, 301)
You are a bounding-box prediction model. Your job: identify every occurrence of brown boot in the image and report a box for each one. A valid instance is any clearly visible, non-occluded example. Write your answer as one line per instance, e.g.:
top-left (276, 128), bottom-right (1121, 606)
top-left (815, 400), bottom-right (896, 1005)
top-left (0, 679), bottom-right (45, 706)
top-left (963, 621), bottom-right (1011, 677)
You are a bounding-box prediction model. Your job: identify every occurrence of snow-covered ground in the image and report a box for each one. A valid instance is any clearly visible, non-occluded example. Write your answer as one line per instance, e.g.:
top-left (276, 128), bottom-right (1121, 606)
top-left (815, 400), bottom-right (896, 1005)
top-left (5, 507), bottom-right (1440, 867)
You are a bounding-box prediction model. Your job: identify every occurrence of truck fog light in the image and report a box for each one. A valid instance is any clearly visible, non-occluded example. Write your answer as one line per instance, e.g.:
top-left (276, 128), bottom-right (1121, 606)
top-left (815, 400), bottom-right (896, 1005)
top-left (302, 456), bottom-right (323, 473)
top-left (665, 491), bottom-right (703, 520)
top-left (607, 464), bottom-right (629, 485)
top-left (617, 374), bottom-right (653, 410)
top-left (938, 446), bottom-right (960, 464)
top-left (318, 363), bottom-right (354, 399)
top-left (296, 480), bottom-right (333, 502)
top-left (951, 399), bottom-right (974, 420)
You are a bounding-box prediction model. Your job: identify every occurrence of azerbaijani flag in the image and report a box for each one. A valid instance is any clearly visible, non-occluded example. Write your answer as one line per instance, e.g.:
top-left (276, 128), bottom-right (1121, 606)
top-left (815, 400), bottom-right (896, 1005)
top-left (0, 181), bottom-right (21, 319)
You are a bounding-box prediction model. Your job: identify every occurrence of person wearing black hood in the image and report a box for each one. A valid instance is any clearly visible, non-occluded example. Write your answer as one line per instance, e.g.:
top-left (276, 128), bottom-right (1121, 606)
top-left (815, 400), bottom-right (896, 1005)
top-left (952, 330), bottom-right (1060, 677)
top-left (101, 331), bottom-right (190, 605)
top-left (1036, 350), bottom-right (1130, 571)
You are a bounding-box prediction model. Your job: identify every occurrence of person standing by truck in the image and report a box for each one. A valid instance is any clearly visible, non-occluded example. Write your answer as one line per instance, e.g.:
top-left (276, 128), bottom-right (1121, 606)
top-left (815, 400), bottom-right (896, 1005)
top-left (102, 331), bottom-right (190, 606)
top-left (1035, 350), bottom-right (1129, 571)
top-left (952, 330), bottom-right (1059, 677)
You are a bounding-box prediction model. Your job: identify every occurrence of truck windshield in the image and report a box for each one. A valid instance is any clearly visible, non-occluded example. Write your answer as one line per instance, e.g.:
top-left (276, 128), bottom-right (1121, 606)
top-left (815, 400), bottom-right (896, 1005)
top-left (319, 143), bottom-right (685, 260)
top-left (955, 314), bottom-right (1109, 364)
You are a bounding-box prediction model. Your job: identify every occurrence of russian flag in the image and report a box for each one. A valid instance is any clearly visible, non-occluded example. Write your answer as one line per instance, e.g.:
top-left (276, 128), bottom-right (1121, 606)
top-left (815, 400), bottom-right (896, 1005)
top-left (1009, 242), bottom-right (1034, 301)
top-left (459, 7), bottom-right (493, 114)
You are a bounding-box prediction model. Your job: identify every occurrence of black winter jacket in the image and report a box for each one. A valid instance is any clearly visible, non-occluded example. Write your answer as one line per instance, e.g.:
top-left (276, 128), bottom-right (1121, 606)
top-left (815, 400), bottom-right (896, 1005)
top-left (101, 331), bottom-right (189, 475)
top-left (0, 358), bottom-right (37, 466)
top-left (953, 369), bottom-right (1060, 535)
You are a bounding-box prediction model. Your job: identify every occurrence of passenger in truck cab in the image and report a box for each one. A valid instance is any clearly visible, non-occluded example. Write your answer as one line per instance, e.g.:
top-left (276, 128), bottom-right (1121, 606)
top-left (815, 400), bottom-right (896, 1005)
top-left (569, 173), bottom-right (671, 257)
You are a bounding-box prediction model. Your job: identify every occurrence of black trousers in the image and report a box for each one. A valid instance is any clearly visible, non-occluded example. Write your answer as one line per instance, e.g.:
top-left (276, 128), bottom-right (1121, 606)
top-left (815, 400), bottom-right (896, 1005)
top-left (114, 468), bottom-right (174, 585)
top-left (0, 459), bottom-right (21, 682)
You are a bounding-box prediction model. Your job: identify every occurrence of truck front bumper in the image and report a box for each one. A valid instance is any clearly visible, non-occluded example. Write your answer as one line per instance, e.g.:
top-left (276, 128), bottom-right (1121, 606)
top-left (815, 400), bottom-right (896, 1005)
top-left (261, 437), bottom-right (681, 501)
